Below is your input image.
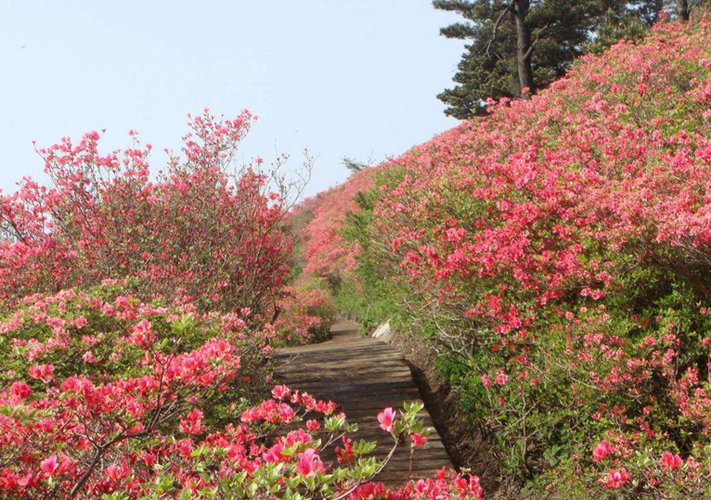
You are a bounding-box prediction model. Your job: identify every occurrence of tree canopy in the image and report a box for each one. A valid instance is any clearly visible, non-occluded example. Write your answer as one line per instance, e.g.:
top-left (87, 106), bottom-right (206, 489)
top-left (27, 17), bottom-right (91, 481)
top-left (434, 0), bottom-right (664, 118)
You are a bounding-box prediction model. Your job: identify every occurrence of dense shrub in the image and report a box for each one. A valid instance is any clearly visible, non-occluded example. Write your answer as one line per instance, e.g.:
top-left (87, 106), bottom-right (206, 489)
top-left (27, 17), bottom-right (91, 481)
top-left (0, 110), bottom-right (293, 317)
top-left (275, 281), bottom-right (338, 344)
top-left (301, 17), bottom-right (711, 498)
top-left (0, 283), bottom-right (267, 496)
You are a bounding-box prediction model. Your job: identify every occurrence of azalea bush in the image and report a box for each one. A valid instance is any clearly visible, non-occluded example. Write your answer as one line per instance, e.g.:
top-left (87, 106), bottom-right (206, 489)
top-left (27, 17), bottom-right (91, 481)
top-left (0, 282), bottom-right (270, 496)
top-left (299, 16), bottom-right (711, 498)
top-left (275, 280), bottom-right (338, 345)
top-left (0, 110), bottom-right (298, 317)
top-left (0, 283), bottom-right (479, 498)
top-left (296, 168), bottom-right (377, 288)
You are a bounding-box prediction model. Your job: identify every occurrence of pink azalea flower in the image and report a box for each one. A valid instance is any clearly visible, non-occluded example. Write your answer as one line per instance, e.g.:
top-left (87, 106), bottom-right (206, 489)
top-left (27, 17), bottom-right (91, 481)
top-left (296, 448), bottom-right (325, 477)
top-left (592, 440), bottom-right (612, 462)
top-left (602, 468), bottom-right (630, 489)
top-left (10, 382), bottom-right (32, 400)
top-left (378, 407), bottom-right (396, 433)
top-left (271, 385), bottom-right (291, 400)
top-left (660, 451), bottom-right (683, 472)
top-left (40, 455), bottom-right (59, 476)
top-left (105, 463), bottom-right (123, 482)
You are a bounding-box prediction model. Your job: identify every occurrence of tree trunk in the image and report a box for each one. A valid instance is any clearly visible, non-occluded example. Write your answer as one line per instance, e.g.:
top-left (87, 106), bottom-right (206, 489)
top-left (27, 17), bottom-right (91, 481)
top-left (512, 0), bottom-right (534, 98)
top-left (677, 0), bottom-right (690, 21)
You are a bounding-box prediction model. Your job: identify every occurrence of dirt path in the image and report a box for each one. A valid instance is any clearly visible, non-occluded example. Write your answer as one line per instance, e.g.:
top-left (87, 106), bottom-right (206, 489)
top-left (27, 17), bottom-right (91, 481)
top-left (274, 318), bottom-right (452, 487)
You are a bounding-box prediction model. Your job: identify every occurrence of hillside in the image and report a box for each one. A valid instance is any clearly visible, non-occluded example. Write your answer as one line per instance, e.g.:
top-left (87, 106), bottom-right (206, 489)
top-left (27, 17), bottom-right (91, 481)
top-left (295, 17), bottom-right (711, 499)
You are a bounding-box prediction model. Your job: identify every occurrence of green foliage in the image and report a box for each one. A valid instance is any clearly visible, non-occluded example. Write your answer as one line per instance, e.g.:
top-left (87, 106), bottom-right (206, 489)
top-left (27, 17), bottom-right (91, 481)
top-left (585, 9), bottom-right (652, 55)
top-left (341, 156), bottom-right (373, 174)
top-left (335, 170), bottom-right (407, 330)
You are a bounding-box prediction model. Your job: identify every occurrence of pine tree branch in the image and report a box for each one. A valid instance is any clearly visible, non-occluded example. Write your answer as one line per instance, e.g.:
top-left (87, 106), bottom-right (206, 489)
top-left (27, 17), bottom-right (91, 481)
top-left (432, 0), bottom-right (476, 14)
top-left (485, 2), bottom-right (514, 58)
top-left (522, 20), bottom-right (561, 61)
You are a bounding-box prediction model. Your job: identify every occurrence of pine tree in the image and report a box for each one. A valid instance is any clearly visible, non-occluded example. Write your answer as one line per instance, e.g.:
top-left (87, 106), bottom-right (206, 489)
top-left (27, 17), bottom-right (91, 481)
top-left (434, 0), bottom-right (663, 119)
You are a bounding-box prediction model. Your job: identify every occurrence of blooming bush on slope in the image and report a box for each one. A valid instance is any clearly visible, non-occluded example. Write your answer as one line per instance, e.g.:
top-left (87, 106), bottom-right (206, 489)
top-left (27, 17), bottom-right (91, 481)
top-left (0, 284), bottom-right (480, 498)
top-left (275, 281), bottom-right (338, 344)
top-left (298, 168), bottom-right (377, 286)
top-left (0, 110), bottom-right (294, 317)
top-left (321, 17), bottom-right (711, 498)
top-left (284, 168), bottom-right (379, 329)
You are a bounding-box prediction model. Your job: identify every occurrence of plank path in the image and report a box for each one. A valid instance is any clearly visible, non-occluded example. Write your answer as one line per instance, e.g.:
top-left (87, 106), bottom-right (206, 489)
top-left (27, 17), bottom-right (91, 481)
top-left (274, 318), bottom-right (452, 487)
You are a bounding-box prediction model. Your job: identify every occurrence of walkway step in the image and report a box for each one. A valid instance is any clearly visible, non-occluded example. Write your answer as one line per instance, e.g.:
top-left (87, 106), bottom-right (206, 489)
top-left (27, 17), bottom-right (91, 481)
top-left (275, 318), bottom-right (452, 488)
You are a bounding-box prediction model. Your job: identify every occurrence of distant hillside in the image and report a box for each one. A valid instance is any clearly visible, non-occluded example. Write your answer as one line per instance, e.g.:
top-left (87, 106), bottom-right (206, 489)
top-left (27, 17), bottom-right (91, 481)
top-left (290, 166), bottom-right (377, 285)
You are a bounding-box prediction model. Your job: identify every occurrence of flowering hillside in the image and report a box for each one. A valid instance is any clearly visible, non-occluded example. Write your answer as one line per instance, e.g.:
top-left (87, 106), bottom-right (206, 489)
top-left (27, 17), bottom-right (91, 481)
top-left (299, 17), bottom-right (711, 498)
top-left (296, 167), bottom-right (378, 284)
top-left (282, 167), bottom-right (378, 333)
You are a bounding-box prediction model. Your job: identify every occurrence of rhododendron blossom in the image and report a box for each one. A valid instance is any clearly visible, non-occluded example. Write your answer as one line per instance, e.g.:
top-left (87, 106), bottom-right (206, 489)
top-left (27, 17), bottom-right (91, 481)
top-left (592, 440), bottom-right (613, 462)
top-left (378, 407), bottom-right (396, 433)
top-left (660, 451), bottom-right (683, 472)
top-left (411, 432), bottom-right (428, 448)
top-left (297, 448), bottom-right (326, 477)
top-left (602, 468), bottom-right (631, 489)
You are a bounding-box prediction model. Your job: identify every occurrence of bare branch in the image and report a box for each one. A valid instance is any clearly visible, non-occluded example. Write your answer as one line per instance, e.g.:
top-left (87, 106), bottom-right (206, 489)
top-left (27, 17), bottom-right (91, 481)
top-left (485, 3), bottom-right (514, 58)
top-left (523, 20), bottom-right (559, 61)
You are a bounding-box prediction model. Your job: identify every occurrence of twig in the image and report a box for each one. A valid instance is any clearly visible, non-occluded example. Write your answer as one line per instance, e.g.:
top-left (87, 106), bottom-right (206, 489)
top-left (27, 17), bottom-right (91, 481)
top-left (485, 3), bottom-right (514, 58)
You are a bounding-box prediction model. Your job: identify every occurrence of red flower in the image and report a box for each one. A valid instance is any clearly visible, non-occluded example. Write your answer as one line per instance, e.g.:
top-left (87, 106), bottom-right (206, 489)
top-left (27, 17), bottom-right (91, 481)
top-left (602, 468), bottom-right (630, 489)
top-left (10, 382), bottom-right (32, 400)
top-left (40, 456), bottom-right (59, 476)
top-left (592, 440), bottom-right (613, 462)
top-left (411, 432), bottom-right (428, 447)
top-left (179, 409), bottom-right (206, 435)
top-left (28, 364), bottom-right (54, 382)
top-left (271, 385), bottom-right (291, 400)
top-left (660, 451), bottom-right (683, 472)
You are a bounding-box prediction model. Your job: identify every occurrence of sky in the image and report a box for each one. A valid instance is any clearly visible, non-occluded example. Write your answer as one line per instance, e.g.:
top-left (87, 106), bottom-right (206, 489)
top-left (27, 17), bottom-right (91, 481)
top-left (0, 0), bottom-right (465, 198)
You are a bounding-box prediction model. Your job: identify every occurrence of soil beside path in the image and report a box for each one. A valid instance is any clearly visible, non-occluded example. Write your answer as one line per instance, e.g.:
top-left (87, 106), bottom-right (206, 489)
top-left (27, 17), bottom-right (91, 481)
top-left (274, 318), bottom-right (453, 487)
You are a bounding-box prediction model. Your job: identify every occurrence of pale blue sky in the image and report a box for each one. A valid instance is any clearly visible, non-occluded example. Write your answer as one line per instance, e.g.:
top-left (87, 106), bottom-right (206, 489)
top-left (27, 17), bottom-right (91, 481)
top-left (0, 0), bottom-right (464, 197)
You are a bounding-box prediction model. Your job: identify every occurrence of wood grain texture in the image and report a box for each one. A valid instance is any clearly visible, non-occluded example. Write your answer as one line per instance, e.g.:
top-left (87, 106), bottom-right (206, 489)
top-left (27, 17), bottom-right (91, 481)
top-left (275, 319), bottom-right (452, 487)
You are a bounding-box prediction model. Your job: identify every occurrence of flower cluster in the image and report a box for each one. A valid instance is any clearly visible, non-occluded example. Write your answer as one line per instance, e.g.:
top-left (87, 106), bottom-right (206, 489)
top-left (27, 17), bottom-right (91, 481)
top-left (349, 469), bottom-right (483, 500)
top-left (275, 281), bottom-right (338, 344)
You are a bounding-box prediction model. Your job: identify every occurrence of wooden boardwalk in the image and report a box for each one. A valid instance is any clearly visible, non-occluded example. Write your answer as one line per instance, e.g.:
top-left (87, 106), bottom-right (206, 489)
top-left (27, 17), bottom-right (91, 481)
top-left (275, 318), bottom-right (452, 487)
